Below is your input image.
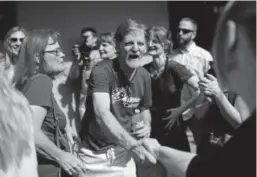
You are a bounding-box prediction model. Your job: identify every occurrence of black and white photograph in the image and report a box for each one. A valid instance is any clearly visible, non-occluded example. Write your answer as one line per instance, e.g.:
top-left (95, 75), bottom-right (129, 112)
top-left (0, 1), bottom-right (255, 177)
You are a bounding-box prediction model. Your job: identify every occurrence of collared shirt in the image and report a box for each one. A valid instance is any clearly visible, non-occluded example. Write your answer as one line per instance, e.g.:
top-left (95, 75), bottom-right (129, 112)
top-left (171, 42), bottom-right (213, 120)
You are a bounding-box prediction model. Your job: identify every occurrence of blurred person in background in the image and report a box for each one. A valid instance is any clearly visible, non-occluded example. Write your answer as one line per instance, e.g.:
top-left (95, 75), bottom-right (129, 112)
top-left (71, 27), bottom-right (100, 119)
top-left (171, 17), bottom-right (214, 153)
top-left (97, 32), bottom-right (117, 60)
top-left (0, 26), bottom-right (27, 82)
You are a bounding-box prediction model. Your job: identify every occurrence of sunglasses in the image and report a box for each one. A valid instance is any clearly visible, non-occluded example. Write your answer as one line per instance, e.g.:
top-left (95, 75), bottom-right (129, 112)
top-left (178, 28), bottom-right (194, 34)
top-left (10, 37), bottom-right (24, 43)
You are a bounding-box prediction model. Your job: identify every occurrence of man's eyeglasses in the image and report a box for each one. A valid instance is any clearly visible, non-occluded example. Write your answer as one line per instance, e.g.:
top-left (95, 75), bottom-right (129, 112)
top-left (44, 48), bottom-right (64, 56)
top-left (10, 37), bottom-right (24, 43)
top-left (178, 28), bottom-right (194, 34)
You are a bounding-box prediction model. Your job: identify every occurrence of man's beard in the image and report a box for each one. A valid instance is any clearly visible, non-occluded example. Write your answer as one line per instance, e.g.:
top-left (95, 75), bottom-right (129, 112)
top-left (178, 37), bottom-right (191, 48)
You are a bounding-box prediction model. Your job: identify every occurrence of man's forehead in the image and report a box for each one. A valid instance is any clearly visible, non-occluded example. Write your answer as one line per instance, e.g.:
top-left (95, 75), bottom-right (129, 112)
top-left (82, 31), bottom-right (93, 36)
top-left (179, 20), bottom-right (195, 30)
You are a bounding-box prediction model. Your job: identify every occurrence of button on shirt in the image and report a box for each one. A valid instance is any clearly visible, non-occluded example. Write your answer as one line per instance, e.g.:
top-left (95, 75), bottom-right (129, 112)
top-left (171, 42), bottom-right (213, 120)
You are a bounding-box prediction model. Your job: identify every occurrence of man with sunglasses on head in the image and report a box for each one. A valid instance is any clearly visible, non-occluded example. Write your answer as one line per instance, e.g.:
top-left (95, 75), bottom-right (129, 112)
top-left (170, 17), bottom-right (213, 154)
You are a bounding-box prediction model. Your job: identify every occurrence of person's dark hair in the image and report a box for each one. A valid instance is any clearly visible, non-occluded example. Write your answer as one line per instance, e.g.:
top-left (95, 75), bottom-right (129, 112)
top-left (212, 1), bottom-right (256, 80)
top-left (147, 25), bottom-right (173, 56)
top-left (97, 32), bottom-right (116, 48)
top-left (81, 27), bottom-right (97, 37)
top-left (13, 29), bottom-right (61, 90)
top-left (115, 19), bottom-right (147, 45)
top-left (180, 17), bottom-right (198, 32)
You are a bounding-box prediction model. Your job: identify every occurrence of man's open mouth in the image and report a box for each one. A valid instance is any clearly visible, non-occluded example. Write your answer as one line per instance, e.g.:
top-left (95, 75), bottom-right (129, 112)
top-left (129, 54), bottom-right (139, 59)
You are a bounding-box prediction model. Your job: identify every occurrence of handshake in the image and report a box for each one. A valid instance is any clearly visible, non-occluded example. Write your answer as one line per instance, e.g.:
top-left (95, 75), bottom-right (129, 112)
top-left (130, 138), bottom-right (161, 167)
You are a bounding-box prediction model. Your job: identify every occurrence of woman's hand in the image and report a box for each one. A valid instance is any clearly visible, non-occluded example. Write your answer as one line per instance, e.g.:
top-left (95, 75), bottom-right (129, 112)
top-left (162, 107), bottom-right (182, 130)
top-left (131, 124), bottom-right (151, 139)
top-left (58, 151), bottom-right (86, 175)
top-left (199, 74), bottom-right (223, 98)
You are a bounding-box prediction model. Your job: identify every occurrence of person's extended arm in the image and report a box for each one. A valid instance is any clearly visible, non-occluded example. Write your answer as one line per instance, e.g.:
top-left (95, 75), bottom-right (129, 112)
top-left (199, 74), bottom-right (249, 128)
top-left (93, 92), bottom-right (156, 164)
top-left (142, 138), bottom-right (196, 177)
top-left (93, 92), bottom-right (139, 150)
top-left (31, 105), bottom-right (85, 175)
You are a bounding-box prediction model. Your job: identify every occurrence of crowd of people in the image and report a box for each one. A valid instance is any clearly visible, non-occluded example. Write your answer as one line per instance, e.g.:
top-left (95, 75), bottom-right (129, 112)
top-left (0, 1), bottom-right (255, 177)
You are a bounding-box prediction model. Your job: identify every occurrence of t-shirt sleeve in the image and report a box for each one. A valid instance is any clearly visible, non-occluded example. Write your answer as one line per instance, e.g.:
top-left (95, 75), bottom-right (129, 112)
top-left (23, 75), bottom-right (53, 108)
top-left (140, 72), bottom-right (152, 110)
top-left (168, 60), bottom-right (193, 82)
top-left (88, 65), bottom-right (110, 93)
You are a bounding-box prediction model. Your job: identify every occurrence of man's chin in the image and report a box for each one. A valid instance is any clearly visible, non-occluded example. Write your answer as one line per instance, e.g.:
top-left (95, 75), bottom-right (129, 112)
top-left (126, 60), bottom-right (142, 68)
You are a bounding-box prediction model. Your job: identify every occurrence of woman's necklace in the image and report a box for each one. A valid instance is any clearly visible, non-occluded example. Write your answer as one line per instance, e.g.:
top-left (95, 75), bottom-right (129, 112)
top-left (151, 55), bottom-right (167, 79)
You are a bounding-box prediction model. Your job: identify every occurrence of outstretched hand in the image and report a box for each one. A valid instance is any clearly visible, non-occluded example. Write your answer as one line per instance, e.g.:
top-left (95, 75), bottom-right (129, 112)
top-left (162, 107), bottom-right (181, 130)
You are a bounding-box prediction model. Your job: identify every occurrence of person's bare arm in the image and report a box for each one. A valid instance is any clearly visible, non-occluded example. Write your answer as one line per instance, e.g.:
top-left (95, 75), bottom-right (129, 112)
top-left (214, 94), bottom-right (250, 128)
top-left (31, 105), bottom-right (85, 175)
top-left (93, 92), bottom-right (156, 164)
top-left (142, 138), bottom-right (196, 177)
top-left (93, 92), bottom-right (138, 150)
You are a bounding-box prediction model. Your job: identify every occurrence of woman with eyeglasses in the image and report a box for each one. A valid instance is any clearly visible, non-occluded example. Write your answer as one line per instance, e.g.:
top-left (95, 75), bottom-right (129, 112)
top-left (0, 26), bottom-right (27, 82)
top-left (13, 29), bottom-right (86, 177)
top-left (143, 25), bottom-right (200, 151)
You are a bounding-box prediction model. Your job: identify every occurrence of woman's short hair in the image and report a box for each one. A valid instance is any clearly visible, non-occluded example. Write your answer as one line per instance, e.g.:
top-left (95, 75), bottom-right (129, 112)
top-left (147, 25), bottom-right (173, 55)
top-left (13, 29), bottom-right (61, 90)
top-left (115, 19), bottom-right (147, 45)
top-left (97, 32), bottom-right (116, 47)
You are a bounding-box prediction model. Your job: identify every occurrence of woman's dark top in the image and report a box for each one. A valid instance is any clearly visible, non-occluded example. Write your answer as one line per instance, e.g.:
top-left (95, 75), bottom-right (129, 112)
top-left (21, 74), bottom-right (68, 154)
top-left (187, 111), bottom-right (256, 177)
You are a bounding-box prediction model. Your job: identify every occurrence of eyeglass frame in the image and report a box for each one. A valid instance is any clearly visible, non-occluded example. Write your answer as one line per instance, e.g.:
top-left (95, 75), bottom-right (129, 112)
top-left (43, 48), bottom-right (64, 56)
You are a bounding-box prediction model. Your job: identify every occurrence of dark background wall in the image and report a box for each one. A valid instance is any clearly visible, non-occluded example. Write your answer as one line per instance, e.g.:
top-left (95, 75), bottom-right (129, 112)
top-left (0, 2), bottom-right (17, 51)
top-left (0, 1), bottom-right (228, 54)
top-left (16, 1), bottom-right (169, 61)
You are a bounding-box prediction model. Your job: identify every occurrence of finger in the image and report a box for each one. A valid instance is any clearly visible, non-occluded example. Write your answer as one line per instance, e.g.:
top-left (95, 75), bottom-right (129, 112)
top-left (142, 146), bottom-right (157, 164)
top-left (206, 73), bottom-right (216, 81)
top-left (162, 115), bottom-right (172, 120)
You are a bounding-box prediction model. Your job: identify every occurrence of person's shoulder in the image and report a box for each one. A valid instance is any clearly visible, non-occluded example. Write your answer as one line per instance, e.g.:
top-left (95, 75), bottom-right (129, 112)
top-left (137, 67), bottom-right (151, 80)
top-left (90, 59), bottom-right (113, 77)
top-left (170, 49), bottom-right (182, 57)
top-left (194, 44), bottom-right (213, 60)
top-left (93, 59), bottom-right (112, 69)
top-left (30, 74), bottom-right (52, 86)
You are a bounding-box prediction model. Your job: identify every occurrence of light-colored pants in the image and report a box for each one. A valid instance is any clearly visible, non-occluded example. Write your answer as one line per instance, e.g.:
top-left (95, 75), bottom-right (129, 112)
top-left (77, 147), bottom-right (136, 177)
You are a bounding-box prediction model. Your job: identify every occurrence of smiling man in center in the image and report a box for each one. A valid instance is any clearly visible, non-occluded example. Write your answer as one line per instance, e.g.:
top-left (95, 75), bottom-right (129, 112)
top-left (78, 19), bottom-right (156, 177)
